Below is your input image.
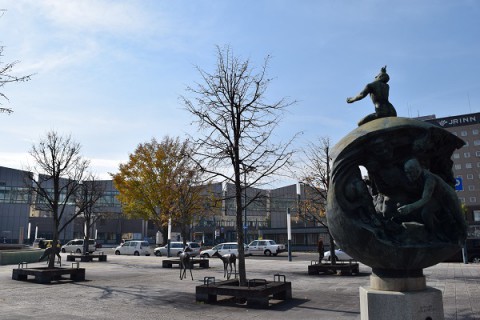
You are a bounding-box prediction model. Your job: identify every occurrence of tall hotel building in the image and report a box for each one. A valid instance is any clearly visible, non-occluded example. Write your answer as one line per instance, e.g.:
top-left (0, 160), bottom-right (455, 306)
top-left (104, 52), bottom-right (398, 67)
top-left (421, 112), bottom-right (480, 236)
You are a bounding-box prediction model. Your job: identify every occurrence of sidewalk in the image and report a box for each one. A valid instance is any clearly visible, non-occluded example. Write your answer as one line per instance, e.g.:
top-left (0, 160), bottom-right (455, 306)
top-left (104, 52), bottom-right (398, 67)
top-left (0, 252), bottom-right (478, 319)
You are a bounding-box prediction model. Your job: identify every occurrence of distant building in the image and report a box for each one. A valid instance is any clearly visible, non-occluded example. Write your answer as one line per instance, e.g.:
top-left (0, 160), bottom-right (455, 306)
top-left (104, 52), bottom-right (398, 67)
top-left (0, 165), bottom-right (328, 249)
top-left (0, 167), bottom-right (30, 243)
top-left (421, 112), bottom-right (480, 237)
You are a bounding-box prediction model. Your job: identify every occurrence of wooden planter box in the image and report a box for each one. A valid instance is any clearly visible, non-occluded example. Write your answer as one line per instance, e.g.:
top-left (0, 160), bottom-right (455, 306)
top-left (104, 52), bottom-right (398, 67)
top-left (66, 252), bottom-right (107, 262)
top-left (308, 260), bottom-right (359, 275)
top-left (12, 263), bottom-right (86, 284)
top-left (196, 274), bottom-right (292, 308)
top-left (162, 258), bottom-right (209, 268)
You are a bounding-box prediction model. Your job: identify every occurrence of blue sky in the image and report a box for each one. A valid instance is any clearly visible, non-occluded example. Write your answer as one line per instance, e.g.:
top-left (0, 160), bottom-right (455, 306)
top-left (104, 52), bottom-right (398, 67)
top-left (0, 1), bottom-right (479, 185)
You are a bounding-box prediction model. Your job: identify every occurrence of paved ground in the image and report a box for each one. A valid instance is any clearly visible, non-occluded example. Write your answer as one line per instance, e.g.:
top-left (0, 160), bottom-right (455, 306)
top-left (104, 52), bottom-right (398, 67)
top-left (0, 252), bottom-right (478, 320)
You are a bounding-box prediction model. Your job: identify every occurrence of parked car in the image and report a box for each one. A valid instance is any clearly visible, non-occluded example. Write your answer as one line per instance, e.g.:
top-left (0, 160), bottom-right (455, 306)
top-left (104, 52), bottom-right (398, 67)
top-left (154, 241), bottom-right (200, 257)
top-left (247, 239), bottom-right (286, 256)
top-left (114, 240), bottom-right (152, 256)
top-left (444, 238), bottom-right (480, 263)
top-left (323, 249), bottom-right (354, 261)
top-left (61, 239), bottom-right (96, 253)
top-left (32, 238), bottom-right (51, 249)
top-left (200, 242), bottom-right (250, 258)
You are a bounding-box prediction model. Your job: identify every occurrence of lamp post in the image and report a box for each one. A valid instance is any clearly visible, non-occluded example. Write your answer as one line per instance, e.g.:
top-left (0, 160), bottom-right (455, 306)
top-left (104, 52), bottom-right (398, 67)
top-left (167, 217), bottom-right (172, 257)
top-left (287, 208), bottom-right (292, 261)
top-left (297, 182), bottom-right (307, 246)
top-left (244, 168), bottom-right (248, 244)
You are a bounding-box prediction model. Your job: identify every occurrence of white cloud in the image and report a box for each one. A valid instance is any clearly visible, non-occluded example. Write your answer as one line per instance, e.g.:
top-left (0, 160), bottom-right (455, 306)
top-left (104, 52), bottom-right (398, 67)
top-left (37, 0), bottom-right (156, 35)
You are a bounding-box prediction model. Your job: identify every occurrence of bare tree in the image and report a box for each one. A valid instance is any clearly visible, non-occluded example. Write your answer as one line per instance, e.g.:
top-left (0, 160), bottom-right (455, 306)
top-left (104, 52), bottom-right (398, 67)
top-left (1, 10), bottom-right (33, 114)
top-left (27, 131), bottom-right (89, 268)
top-left (75, 174), bottom-right (106, 255)
top-left (182, 45), bottom-right (297, 285)
top-left (297, 137), bottom-right (337, 264)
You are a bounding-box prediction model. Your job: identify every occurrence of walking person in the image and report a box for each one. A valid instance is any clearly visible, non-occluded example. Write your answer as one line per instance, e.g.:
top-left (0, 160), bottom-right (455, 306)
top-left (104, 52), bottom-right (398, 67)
top-left (317, 239), bottom-right (324, 263)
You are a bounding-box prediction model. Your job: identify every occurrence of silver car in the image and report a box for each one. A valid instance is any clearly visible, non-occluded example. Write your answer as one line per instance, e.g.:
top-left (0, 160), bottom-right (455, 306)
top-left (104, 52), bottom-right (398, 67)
top-left (323, 249), bottom-right (354, 261)
top-left (61, 239), bottom-right (96, 254)
top-left (154, 242), bottom-right (200, 257)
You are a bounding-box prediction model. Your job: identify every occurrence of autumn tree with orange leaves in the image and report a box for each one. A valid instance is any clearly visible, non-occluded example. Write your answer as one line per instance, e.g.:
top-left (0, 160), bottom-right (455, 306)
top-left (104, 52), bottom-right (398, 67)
top-left (112, 136), bottom-right (211, 245)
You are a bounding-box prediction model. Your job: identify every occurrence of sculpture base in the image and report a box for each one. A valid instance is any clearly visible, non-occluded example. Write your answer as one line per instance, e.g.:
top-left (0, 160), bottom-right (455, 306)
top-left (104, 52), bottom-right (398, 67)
top-left (370, 274), bottom-right (426, 291)
top-left (360, 286), bottom-right (444, 320)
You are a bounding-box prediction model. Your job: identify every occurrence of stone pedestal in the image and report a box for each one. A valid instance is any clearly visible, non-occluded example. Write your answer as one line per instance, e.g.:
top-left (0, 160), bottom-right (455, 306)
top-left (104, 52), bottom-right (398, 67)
top-left (360, 286), bottom-right (444, 320)
top-left (370, 274), bottom-right (426, 291)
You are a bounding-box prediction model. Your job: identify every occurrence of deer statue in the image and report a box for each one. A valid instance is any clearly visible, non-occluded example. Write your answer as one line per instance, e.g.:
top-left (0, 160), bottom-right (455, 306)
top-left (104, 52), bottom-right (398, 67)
top-left (179, 247), bottom-right (193, 280)
top-left (212, 251), bottom-right (237, 279)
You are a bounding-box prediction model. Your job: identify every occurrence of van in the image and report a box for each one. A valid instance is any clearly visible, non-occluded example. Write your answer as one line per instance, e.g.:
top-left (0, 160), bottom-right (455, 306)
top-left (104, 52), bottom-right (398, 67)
top-left (114, 240), bottom-right (152, 256)
top-left (61, 239), bottom-right (97, 254)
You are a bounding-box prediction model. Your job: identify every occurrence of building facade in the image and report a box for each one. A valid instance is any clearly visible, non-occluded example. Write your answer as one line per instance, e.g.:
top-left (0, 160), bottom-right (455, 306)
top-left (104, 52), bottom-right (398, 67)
top-left (422, 112), bottom-right (480, 237)
top-left (0, 165), bottom-right (327, 249)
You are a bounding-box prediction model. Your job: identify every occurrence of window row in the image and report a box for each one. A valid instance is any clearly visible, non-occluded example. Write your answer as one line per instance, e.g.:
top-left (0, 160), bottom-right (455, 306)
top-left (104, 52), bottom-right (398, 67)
top-left (459, 197), bottom-right (477, 204)
top-left (453, 129), bottom-right (480, 137)
top-left (453, 162), bottom-right (480, 170)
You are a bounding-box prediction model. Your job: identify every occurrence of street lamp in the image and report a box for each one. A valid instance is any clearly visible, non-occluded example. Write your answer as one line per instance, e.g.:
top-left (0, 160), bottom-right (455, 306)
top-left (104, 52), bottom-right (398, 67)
top-left (287, 208), bottom-right (292, 261)
top-left (244, 168), bottom-right (248, 244)
top-left (240, 163), bottom-right (255, 245)
top-left (296, 182), bottom-right (307, 246)
top-left (167, 217), bottom-right (172, 257)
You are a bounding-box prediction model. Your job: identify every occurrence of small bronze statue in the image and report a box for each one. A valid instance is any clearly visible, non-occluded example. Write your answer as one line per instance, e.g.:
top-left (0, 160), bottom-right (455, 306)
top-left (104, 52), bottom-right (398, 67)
top-left (347, 66), bottom-right (397, 126)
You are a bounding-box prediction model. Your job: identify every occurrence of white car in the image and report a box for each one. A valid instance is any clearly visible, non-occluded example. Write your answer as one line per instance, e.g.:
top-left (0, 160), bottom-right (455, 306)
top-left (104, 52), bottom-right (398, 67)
top-left (154, 242), bottom-right (201, 257)
top-left (114, 240), bottom-right (152, 256)
top-left (247, 239), bottom-right (286, 256)
top-left (200, 242), bottom-right (250, 258)
top-left (323, 249), bottom-right (354, 261)
top-left (61, 239), bottom-right (96, 254)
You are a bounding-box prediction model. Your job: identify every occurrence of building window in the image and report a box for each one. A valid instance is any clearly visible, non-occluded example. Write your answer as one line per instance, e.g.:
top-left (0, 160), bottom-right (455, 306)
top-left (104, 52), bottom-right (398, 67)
top-left (465, 141), bottom-right (469, 147)
top-left (474, 210), bottom-right (480, 222)
top-left (469, 185), bottom-right (475, 191)
top-left (474, 140), bottom-right (480, 146)
top-left (461, 131), bottom-right (468, 137)
top-left (476, 151), bottom-right (480, 157)
top-left (466, 163), bottom-right (473, 169)
top-left (467, 174), bottom-right (474, 179)
top-left (470, 197), bottom-right (477, 203)
top-left (453, 153), bottom-right (460, 159)
top-left (452, 132), bottom-right (458, 136)
top-left (455, 164), bottom-right (462, 170)
top-left (473, 129), bottom-right (479, 135)
top-left (459, 197), bottom-right (465, 203)
top-left (464, 152), bottom-right (471, 158)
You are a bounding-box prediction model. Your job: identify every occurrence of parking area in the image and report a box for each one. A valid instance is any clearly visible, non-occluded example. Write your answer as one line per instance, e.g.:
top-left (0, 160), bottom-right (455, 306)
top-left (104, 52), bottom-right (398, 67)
top-left (0, 252), bottom-right (478, 319)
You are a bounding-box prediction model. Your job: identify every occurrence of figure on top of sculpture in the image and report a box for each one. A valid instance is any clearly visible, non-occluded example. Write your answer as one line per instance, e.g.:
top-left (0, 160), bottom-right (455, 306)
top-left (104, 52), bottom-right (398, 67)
top-left (347, 66), bottom-right (397, 126)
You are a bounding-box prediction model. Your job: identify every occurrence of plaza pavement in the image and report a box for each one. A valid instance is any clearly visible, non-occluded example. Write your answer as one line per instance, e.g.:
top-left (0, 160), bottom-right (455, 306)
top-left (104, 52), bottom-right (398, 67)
top-left (0, 252), bottom-right (478, 320)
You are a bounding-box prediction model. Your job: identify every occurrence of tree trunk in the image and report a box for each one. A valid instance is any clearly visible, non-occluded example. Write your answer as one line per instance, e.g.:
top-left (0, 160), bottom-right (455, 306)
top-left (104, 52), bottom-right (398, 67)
top-left (328, 232), bottom-right (336, 265)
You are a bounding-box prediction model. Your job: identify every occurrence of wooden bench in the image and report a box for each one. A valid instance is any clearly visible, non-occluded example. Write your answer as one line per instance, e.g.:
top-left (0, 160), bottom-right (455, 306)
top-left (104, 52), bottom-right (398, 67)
top-left (196, 274), bottom-right (292, 307)
top-left (66, 252), bottom-right (107, 262)
top-left (12, 263), bottom-right (86, 284)
top-left (308, 260), bottom-right (359, 275)
top-left (162, 258), bottom-right (209, 268)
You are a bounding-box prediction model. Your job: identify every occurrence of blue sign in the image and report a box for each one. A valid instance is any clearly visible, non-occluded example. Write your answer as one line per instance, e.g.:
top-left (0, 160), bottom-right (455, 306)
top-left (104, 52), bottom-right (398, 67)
top-left (455, 177), bottom-right (463, 191)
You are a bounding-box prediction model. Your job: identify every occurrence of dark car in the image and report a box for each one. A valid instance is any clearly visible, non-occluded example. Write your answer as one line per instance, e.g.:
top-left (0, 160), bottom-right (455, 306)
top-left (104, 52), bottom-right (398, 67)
top-left (444, 238), bottom-right (480, 263)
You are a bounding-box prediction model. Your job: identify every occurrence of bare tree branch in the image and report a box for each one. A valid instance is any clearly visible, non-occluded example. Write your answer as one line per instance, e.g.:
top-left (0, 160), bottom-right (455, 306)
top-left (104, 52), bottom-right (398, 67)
top-left (182, 45), bottom-right (298, 285)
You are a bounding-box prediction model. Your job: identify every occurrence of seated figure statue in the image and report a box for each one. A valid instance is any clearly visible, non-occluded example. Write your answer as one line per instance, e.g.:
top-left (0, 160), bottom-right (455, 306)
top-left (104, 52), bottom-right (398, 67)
top-left (397, 158), bottom-right (467, 243)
